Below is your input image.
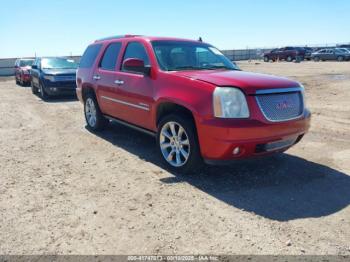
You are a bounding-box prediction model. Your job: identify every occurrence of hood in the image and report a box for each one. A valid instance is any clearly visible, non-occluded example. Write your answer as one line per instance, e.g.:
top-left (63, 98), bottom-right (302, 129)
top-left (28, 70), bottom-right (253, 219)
top-left (171, 70), bottom-right (300, 94)
top-left (42, 68), bottom-right (77, 75)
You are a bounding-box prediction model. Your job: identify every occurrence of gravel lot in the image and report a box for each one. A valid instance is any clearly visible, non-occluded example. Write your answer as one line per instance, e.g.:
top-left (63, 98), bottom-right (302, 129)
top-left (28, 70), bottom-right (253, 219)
top-left (0, 61), bottom-right (350, 255)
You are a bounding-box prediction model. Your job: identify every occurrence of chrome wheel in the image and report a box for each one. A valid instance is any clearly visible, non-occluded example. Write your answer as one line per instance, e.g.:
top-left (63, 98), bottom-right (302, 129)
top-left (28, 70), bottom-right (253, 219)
top-left (159, 121), bottom-right (190, 167)
top-left (85, 98), bottom-right (97, 127)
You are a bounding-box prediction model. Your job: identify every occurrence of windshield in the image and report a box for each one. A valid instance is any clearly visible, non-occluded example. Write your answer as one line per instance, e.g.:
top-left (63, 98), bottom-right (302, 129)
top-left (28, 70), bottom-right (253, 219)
top-left (337, 48), bottom-right (349, 53)
top-left (41, 58), bottom-right (78, 69)
top-left (151, 41), bottom-right (239, 71)
top-left (19, 60), bottom-right (34, 67)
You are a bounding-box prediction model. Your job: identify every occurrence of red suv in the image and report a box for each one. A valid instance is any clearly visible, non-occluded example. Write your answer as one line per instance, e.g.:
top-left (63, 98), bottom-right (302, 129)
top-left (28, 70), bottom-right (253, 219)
top-left (14, 58), bottom-right (34, 86)
top-left (76, 35), bottom-right (311, 172)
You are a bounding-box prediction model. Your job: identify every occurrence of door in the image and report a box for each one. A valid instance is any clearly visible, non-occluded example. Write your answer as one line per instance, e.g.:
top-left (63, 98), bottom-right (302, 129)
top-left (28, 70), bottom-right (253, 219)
top-left (92, 42), bottom-right (123, 116)
top-left (324, 49), bottom-right (334, 60)
top-left (111, 41), bottom-right (154, 130)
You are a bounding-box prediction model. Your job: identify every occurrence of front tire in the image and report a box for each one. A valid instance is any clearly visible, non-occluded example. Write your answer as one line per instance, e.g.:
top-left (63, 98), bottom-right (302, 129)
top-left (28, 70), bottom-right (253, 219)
top-left (263, 56), bottom-right (269, 62)
top-left (157, 114), bottom-right (203, 174)
top-left (286, 56), bottom-right (293, 62)
top-left (337, 56), bottom-right (344, 62)
top-left (84, 93), bottom-right (108, 131)
top-left (39, 82), bottom-right (49, 100)
top-left (31, 81), bottom-right (38, 94)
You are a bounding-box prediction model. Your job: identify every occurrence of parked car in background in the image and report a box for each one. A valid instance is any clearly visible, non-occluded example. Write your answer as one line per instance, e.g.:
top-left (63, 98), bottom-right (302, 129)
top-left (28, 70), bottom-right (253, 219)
top-left (303, 47), bottom-right (314, 61)
top-left (14, 58), bottom-right (34, 86)
top-left (263, 47), bottom-right (306, 62)
top-left (311, 48), bottom-right (350, 61)
top-left (76, 35), bottom-right (310, 173)
top-left (338, 44), bottom-right (350, 49)
top-left (30, 57), bottom-right (78, 100)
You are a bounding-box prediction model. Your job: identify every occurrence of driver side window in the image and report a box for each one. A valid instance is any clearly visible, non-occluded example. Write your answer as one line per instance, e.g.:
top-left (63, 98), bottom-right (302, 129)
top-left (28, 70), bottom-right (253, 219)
top-left (121, 42), bottom-right (150, 72)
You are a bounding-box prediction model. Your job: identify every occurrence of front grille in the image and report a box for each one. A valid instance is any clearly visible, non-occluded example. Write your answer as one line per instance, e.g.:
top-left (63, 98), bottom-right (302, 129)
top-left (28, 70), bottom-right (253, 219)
top-left (256, 90), bottom-right (304, 122)
top-left (54, 75), bottom-right (76, 81)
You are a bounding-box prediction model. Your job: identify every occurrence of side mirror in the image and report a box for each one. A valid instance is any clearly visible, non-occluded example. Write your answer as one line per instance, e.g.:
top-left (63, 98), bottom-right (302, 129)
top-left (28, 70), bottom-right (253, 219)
top-left (122, 58), bottom-right (150, 75)
top-left (31, 65), bottom-right (38, 69)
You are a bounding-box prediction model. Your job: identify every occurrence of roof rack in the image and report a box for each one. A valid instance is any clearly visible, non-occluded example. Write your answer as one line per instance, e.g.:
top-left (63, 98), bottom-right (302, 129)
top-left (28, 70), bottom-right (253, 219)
top-left (95, 35), bottom-right (141, 42)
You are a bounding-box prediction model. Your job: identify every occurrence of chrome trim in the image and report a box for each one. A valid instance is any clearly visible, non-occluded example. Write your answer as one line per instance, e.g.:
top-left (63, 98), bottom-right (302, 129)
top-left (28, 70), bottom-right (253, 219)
top-left (101, 95), bottom-right (150, 111)
top-left (255, 87), bottom-right (305, 122)
top-left (93, 75), bottom-right (101, 80)
top-left (114, 79), bottom-right (124, 85)
top-left (255, 87), bottom-right (303, 95)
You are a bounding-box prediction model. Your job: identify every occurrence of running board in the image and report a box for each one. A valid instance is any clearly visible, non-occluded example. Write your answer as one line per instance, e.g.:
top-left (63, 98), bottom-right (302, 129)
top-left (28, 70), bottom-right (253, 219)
top-left (104, 115), bottom-right (156, 137)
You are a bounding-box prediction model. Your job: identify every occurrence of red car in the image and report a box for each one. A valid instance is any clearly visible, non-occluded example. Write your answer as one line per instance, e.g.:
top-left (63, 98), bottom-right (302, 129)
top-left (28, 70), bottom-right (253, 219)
top-left (15, 58), bottom-right (34, 86)
top-left (76, 35), bottom-right (311, 173)
top-left (263, 47), bottom-right (306, 62)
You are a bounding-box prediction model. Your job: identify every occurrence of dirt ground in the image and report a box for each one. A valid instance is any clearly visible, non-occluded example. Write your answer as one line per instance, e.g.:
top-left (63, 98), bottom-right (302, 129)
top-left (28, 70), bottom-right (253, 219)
top-left (0, 61), bottom-right (350, 255)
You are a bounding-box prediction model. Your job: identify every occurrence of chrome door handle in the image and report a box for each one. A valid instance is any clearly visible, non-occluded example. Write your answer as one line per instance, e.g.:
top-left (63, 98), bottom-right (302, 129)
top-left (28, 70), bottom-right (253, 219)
top-left (93, 75), bottom-right (101, 80)
top-left (114, 79), bottom-right (124, 85)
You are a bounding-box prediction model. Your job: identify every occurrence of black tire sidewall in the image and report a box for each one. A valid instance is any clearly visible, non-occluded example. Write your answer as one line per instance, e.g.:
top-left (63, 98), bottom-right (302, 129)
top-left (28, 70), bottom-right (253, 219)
top-left (157, 114), bottom-right (203, 174)
top-left (39, 82), bottom-right (48, 100)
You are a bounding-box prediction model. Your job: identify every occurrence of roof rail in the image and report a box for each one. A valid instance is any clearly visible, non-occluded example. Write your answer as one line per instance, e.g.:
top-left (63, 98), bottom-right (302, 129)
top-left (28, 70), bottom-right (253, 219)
top-left (95, 35), bottom-right (141, 42)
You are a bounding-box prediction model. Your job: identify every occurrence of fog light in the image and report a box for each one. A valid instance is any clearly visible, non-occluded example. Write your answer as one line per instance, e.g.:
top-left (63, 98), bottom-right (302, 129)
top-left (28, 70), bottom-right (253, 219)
top-left (233, 147), bottom-right (240, 155)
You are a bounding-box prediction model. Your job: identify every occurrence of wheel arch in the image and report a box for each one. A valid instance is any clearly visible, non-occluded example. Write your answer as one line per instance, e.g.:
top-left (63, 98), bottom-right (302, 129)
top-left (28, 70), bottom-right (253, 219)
top-left (81, 84), bottom-right (96, 102)
top-left (155, 101), bottom-right (197, 129)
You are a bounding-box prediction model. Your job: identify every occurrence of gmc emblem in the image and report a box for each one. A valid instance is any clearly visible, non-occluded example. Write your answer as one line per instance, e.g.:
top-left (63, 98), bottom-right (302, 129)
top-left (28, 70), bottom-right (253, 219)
top-left (276, 100), bottom-right (293, 110)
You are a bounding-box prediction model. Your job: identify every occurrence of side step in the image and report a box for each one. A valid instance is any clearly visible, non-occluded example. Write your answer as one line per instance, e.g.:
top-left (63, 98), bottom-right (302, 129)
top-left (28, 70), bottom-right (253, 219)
top-left (104, 115), bottom-right (156, 137)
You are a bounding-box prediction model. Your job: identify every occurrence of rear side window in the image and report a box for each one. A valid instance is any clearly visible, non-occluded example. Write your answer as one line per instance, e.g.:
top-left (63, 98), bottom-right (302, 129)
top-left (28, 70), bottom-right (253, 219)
top-left (99, 42), bottom-right (122, 71)
top-left (79, 44), bottom-right (102, 68)
top-left (122, 42), bottom-right (150, 70)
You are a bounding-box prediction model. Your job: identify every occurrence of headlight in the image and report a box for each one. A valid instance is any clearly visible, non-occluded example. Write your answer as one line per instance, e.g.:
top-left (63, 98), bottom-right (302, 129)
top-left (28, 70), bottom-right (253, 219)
top-left (299, 84), bottom-right (307, 108)
top-left (213, 87), bottom-right (249, 118)
top-left (44, 75), bottom-right (55, 81)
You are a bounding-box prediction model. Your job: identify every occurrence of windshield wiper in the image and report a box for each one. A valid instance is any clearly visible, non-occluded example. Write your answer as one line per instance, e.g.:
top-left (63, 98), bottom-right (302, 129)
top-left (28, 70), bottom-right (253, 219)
top-left (203, 65), bottom-right (238, 70)
top-left (168, 66), bottom-right (207, 71)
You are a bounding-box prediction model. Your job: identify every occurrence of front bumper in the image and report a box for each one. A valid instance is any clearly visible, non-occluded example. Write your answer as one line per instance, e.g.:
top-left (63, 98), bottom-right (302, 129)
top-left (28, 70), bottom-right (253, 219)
top-left (21, 74), bottom-right (31, 82)
top-left (196, 109), bottom-right (311, 161)
top-left (43, 80), bottom-right (77, 96)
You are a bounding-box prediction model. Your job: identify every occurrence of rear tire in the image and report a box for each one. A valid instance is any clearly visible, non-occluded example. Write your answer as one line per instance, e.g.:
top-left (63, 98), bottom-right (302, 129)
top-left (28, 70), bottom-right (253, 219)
top-left (84, 93), bottom-right (108, 131)
top-left (313, 56), bottom-right (320, 62)
top-left (39, 82), bottom-right (49, 100)
top-left (157, 114), bottom-right (203, 174)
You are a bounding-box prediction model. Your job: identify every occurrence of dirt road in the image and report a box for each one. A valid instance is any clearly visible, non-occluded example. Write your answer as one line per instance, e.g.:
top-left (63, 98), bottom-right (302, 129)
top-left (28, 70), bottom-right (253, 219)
top-left (1, 61), bottom-right (350, 255)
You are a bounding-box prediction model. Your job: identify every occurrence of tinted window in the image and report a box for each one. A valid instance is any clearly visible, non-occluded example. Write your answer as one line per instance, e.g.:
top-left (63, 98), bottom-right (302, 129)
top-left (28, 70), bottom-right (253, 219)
top-left (122, 42), bottom-right (150, 70)
top-left (99, 42), bottom-right (122, 71)
top-left (79, 44), bottom-right (102, 68)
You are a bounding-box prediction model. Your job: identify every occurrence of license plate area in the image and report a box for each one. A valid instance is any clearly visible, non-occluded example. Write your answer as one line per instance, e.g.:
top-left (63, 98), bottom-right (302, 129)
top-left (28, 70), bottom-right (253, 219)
top-left (255, 137), bottom-right (297, 153)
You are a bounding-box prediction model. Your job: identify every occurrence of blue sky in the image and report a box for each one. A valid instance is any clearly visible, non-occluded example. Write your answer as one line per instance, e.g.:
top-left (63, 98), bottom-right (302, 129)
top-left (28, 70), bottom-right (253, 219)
top-left (1, 0), bottom-right (349, 58)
